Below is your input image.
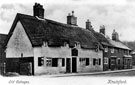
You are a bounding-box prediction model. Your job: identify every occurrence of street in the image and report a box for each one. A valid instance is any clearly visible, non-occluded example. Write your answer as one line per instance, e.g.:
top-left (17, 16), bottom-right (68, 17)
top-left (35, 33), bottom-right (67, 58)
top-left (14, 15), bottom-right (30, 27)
top-left (1, 70), bottom-right (135, 85)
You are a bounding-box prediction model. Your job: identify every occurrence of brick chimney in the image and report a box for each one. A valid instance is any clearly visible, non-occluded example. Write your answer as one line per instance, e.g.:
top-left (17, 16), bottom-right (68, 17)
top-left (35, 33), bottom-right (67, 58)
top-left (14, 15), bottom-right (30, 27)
top-left (112, 29), bottom-right (119, 41)
top-left (100, 25), bottom-right (105, 35)
top-left (86, 19), bottom-right (93, 30)
top-left (67, 11), bottom-right (77, 26)
top-left (33, 3), bottom-right (44, 18)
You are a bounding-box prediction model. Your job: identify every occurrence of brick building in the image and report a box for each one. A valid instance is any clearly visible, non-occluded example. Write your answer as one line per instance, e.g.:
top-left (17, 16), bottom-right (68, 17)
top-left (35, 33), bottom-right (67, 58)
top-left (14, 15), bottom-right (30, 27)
top-left (98, 27), bottom-right (132, 71)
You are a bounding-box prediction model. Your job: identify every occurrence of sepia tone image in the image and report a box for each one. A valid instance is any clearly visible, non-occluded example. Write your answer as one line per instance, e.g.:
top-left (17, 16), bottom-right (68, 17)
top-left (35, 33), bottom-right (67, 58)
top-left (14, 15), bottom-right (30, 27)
top-left (0, 0), bottom-right (135, 85)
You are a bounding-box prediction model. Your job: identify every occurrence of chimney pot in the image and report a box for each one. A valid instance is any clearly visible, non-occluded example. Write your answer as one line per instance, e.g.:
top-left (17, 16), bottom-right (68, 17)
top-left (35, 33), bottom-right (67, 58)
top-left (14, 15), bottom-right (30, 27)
top-left (99, 25), bottom-right (105, 35)
top-left (86, 19), bottom-right (93, 30)
top-left (67, 11), bottom-right (77, 26)
top-left (33, 3), bottom-right (45, 18)
top-left (112, 29), bottom-right (119, 41)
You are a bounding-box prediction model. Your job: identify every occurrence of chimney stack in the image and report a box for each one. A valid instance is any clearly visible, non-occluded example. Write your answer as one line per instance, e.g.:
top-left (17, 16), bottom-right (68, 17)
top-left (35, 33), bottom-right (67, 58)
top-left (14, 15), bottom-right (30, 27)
top-left (67, 11), bottom-right (77, 26)
top-left (33, 3), bottom-right (44, 18)
top-left (112, 29), bottom-right (119, 41)
top-left (100, 25), bottom-right (105, 35)
top-left (86, 19), bottom-right (93, 30)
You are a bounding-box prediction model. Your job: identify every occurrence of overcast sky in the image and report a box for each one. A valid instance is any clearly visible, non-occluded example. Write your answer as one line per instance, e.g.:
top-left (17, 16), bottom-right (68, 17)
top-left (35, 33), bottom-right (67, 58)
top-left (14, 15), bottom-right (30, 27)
top-left (0, 0), bottom-right (135, 41)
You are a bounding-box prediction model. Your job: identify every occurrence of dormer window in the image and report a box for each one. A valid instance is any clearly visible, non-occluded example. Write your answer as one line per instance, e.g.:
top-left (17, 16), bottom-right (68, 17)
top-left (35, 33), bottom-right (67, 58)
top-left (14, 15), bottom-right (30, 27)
top-left (64, 42), bottom-right (69, 48)
top-left (75, 42), bottom-right (80, 48)
top-left (95, 43), bottom-right (99, 52)
top-left (104, 47), bottom-right (108, 52)
top-left (43, 41), bottom-right (48, 47)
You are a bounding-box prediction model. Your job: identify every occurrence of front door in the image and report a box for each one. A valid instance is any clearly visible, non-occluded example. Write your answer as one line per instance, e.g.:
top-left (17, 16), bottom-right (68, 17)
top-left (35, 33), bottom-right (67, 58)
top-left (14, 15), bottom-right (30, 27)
top-left (110, 58), bottom-right (117, 70)
top-left (72, 57), bottom-right (77, 73)
top-left (66, 58), bottom-right (71, 73)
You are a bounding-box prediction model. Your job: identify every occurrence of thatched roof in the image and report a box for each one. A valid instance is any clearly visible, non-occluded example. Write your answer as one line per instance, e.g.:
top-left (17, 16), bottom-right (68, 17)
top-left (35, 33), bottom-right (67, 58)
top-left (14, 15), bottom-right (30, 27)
top-left (91, 31), bottom-right (113, 47)
top-left (6, 13), bottom-right (103, 49)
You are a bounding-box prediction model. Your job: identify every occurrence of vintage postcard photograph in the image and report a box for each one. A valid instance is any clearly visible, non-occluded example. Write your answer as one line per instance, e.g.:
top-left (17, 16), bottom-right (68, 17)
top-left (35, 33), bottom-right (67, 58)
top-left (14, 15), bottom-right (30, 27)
top-left (0, 0), bottom-right (135, 85)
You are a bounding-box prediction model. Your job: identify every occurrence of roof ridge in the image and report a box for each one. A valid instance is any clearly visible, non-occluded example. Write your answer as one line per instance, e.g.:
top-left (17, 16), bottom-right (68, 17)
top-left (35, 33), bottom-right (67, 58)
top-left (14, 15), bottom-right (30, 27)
top-left (17, 13), bottom-right (89, 31)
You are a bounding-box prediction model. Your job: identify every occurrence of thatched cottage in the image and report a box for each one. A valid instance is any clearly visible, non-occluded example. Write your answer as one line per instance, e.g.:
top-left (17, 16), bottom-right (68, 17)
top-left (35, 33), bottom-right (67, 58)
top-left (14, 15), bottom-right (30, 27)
top-left (5, 3), bottom-right (103, 75)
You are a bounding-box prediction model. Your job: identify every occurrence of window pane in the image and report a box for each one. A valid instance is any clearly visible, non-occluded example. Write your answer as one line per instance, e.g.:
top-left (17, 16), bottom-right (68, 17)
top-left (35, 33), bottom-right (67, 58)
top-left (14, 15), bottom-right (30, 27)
top-left (38, 57), bottom-right (44, 66)
top-left (52, 58), bottom-right (58, 67)
top-left (62, 58), bottom-right (65, 67)
top-left (46, 57), bottom-right (52, 67)
top-left (104, 57), bottom-right (108, 64)
top-left (93, 58), bottom-right (96, 65)
top-left (99, 58), bottom-right (101, 65)
top-left (86, 58), bottom-right (89, 66)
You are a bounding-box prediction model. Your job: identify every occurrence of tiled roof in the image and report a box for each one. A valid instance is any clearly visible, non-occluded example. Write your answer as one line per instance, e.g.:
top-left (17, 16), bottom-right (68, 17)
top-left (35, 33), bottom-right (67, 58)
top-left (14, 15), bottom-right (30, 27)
top-left (6, 13), bottom-right (103, 49)
top-left (91, 31), bottom-right (113, 47)
top-left (108, 39), bottom-right (131, 50)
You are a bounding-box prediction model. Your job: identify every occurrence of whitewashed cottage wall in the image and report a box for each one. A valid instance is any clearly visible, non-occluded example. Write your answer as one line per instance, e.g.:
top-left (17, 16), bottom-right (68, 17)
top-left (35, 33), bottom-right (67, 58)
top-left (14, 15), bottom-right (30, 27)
top-left (77, 48), bottom-right (103, 72)
top-left (34, 46), bottom-right (71, 74)
top-left (6, 21), bottom-right (34, 58)
top-left (34, 45), bottom-right (103, 75)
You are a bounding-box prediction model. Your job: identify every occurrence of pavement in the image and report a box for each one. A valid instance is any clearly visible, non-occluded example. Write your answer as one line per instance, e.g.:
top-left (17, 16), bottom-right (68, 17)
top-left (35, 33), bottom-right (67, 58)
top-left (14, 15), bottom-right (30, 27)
top-left (37, 68), bottom-right (135, 77)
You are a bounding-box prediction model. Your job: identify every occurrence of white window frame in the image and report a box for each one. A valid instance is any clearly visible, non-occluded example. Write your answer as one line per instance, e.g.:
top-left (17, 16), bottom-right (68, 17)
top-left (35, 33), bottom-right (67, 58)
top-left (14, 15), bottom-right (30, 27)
top-left (104, 57), bottom-right (108, 64)
top-left (46, 57), bottom-right (52, 67)
top-left (38, 57), bottom-right (44, 66)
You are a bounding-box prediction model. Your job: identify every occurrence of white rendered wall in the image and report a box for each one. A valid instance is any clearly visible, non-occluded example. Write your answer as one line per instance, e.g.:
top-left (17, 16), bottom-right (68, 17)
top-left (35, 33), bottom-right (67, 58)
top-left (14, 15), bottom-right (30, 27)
top-left (34, 45), bottom-right (103, 75)
top-left (6, 21), bottom-right (33, 58)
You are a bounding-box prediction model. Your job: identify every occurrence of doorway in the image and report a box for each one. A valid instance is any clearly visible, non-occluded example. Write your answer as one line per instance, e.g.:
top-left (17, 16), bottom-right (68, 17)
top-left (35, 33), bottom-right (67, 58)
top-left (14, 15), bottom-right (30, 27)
top-left (66, 58), bottom-right (71, 73)
top-left (110, 58), bottom-right (117, 70)
top-left (72, 57), bottom-right (77, 73)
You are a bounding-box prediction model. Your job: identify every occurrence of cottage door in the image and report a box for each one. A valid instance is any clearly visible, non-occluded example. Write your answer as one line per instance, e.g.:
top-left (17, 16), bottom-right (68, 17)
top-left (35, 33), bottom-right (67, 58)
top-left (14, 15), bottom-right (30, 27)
top-left (72, 57), bottom-right (77, 73)
top-left (66, 58), bottom-right (71, 73)
top-left (110, 58), bottom-right (117, 70)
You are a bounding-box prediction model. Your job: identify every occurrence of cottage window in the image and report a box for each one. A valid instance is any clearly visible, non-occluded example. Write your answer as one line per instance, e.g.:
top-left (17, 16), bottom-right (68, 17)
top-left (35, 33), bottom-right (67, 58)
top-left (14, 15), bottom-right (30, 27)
top-left (46, 57), bottom-right (52, 67)
top-left (62, 58), bottom-right (65, 67)
top-left (72, 48), bottom-right (78, 56)
top-left (86, 58), bottom-right (89, 66)
top-left (95, 44), bottom-right (99, 52)
top-left (104, 47), bottom-right (108, 52)
top-left (93, 58), bottom-right (96, 65)
top-left (111, 48), bottom-right (114, 53)
top-left (80, 58), bottom-right (85, 62)
top-left (75, 42), bottom-right (80, 48)
top-left (93, 58), bottom-right (101, 65)
top-left (80, 58), bottom-right (90, 66)
top-left (38, 57), bottom-right (44, 66)
top-left (52, 58), bottom-right (58, 67)
top-left (43, 41), bottom-right (48, 47)
top-left (98, 58), bottom-right (101, 65)
top-left (80, 58), bottom-right (85, 66)
top-left (104, 57), bottom-right (108, 64)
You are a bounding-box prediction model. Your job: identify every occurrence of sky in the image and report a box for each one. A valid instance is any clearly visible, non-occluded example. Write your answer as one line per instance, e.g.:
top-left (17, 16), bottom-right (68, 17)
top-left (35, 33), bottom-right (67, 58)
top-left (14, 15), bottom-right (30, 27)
top-left (0, 0), bottom-right (135, 41)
